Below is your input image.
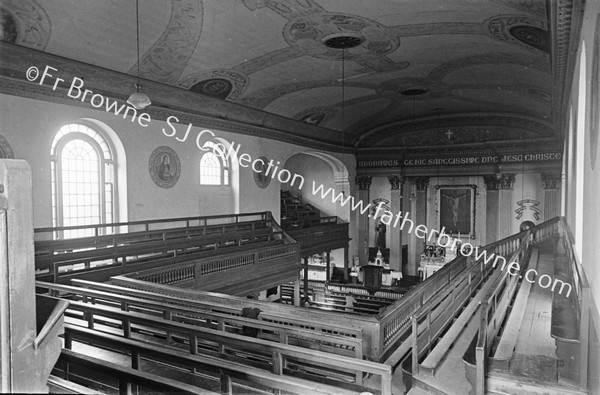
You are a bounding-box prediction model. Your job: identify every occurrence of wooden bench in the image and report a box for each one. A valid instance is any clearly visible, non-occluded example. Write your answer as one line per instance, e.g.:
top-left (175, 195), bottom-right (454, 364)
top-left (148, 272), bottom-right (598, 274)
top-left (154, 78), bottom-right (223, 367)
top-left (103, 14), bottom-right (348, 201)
top-left (61, 301), bottom-right (391, 393)
top-left (35, 213), bottom-right (286, 283)
top-left (66, 279), bottom-right (365, 340)
top-left (54, 348), bottom-right (219, 395)
top-left (491, 247), bottom-right (540, 370)
top-left (37, 281), bottom-right (363, 359)
top-left (62, 325), bottom-right (365, 395)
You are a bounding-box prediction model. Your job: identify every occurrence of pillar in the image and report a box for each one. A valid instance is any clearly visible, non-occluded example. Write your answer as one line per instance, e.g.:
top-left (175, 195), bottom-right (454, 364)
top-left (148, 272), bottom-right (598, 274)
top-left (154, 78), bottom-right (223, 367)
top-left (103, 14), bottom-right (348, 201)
top-left (409, 177), bottom-right (428, 277)
top-left (343, 246), bottom-right (349, 282)
top-left (293, 280), bottom-right (300, 307)
top-left (484, 174), bottom-right (515, 241)
top-left (483, 175), bottom-right (499, 245)
top-left (498, 174), bottom-right (515, 239)
top-left (541, 173), bottom-right (561, 220)
top-left (302, 256), bottom-right (308, 306)
top-left (325, 251), bottom-right (331, 282)
top-left (355, 176), bottom-right (372, 266)
top-left (388, 175), bottom-right (404, 272)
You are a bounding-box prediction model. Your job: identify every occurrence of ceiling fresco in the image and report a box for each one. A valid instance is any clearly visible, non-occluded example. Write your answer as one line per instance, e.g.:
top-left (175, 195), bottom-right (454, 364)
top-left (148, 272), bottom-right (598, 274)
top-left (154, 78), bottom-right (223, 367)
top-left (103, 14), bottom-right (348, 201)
top-left (0, 0), bottom-right (577, 150)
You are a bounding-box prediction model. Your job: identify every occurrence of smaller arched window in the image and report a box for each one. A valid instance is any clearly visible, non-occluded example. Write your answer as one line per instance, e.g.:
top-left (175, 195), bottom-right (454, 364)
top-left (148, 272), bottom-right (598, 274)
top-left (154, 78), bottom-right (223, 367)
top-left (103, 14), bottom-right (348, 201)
top-left (200, 141), bottom-right (229, 185)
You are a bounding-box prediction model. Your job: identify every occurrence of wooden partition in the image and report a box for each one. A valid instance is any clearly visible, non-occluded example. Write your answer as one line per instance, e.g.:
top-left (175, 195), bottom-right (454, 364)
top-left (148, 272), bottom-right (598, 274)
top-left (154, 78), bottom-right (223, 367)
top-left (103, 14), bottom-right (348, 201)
top-left (0, 160), bottom-right (68, 392)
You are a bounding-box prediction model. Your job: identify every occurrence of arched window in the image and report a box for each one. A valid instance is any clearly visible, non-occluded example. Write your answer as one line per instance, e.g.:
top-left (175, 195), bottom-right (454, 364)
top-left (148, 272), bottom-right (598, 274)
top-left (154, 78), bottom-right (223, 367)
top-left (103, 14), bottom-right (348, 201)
top-left (200, 141), bottom-right (229, 185)
top-left (51, 123), bottom-right (115, 238)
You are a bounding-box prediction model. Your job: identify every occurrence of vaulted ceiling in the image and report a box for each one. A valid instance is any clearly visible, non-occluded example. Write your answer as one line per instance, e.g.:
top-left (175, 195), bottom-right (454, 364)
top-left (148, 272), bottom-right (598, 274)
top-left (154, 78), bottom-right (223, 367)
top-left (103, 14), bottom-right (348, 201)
top-left (0, 0), bottom-right (579, 152)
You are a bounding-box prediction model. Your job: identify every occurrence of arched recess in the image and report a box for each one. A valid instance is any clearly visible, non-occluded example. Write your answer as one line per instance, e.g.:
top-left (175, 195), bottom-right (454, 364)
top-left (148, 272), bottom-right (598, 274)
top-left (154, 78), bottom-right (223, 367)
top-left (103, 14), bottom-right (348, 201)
top-left (283, 151), bottom-right (350, 222)
top-left (79, 118), bottom-right (128, 224)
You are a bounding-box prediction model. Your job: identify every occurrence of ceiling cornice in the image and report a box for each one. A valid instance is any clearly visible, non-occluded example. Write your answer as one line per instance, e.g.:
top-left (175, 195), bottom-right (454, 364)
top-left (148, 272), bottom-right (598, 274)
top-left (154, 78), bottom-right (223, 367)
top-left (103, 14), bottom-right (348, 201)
top-left (0, 42), bottom-right (356, 153)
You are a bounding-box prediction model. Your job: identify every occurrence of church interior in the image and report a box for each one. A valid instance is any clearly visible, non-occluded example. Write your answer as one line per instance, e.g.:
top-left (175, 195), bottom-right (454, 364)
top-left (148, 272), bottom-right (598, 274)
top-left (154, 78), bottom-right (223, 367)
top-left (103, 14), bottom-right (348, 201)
top-left (0, 0), bottom-right (599, 394)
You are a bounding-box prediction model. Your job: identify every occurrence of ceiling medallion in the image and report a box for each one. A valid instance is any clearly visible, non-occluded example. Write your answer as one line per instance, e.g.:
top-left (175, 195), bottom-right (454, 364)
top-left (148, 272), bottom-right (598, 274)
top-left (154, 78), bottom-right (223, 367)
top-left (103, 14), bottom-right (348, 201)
top-left (190, 78), bottom-right (233, 100)
top-left (179, 69), bottom-right (248, 100)
top-left (283, 13), bottom-right (399, 60)
top-left (323, 34), bottom-right (364, 49)
top-left (485, 15), bottom-right (549, 55)
top-left (400, 88), bottom-right (429, 96)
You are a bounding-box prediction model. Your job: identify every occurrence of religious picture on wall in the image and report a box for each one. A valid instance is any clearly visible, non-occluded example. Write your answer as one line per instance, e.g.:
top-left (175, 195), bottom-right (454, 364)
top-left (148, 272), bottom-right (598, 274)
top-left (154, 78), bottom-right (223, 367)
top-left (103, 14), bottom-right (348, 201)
top-left (374, 218), bottom-right (386, 249)
top-left (149, 146), bottom-right (181, 189)
top-left (253, 155), bottom-right (271, 189)
top-left (437, 185), bottom-right (477, 237)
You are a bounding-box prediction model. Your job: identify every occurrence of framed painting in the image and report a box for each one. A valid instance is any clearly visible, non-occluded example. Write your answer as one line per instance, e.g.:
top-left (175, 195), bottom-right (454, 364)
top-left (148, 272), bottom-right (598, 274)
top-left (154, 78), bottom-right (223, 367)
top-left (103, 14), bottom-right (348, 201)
top-left (253, 155), bottom-right (271, 189)
top-left (149, 146), bottom-right (181, 188)
top-left (436, 184), bottom-right (477, 238)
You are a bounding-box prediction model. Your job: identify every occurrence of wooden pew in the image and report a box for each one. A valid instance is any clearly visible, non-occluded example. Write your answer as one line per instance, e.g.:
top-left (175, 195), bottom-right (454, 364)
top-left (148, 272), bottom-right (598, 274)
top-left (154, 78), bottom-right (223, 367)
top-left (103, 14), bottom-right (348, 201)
top-left (65, 280), bottom-right (364, 344)
top-left (54, 348), bottom-right (219, 395)
top-left (72, 278), bottom-right (391, 361)
top-left (61, 301), bottom-right (392, 393)
top-left (62, 325), bottom-right (364, 395)
top-left (35, 212), bottom-right (287, 284)
top-left (490, 247), bottom-right (540, 370)
top-left (37, 281), bottom-right (363, 359)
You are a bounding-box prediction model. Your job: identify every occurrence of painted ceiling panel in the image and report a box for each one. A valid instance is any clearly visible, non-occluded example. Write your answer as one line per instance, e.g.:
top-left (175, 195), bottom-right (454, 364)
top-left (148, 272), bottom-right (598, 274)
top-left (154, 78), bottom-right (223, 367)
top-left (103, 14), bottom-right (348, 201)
top-left (0, 0), bottom-right (572, 149)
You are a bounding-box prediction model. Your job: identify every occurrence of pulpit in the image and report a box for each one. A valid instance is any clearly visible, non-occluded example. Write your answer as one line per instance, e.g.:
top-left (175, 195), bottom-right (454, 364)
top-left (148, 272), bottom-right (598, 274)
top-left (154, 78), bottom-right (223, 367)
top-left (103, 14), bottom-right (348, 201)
top-left (363, 265), bottom-right (383, 294)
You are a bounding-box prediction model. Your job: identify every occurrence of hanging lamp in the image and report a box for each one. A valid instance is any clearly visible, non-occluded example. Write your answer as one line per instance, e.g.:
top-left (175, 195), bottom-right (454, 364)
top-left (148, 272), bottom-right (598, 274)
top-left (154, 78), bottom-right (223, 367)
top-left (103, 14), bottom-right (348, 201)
top-left (127, 0), bottom-right (151, 110)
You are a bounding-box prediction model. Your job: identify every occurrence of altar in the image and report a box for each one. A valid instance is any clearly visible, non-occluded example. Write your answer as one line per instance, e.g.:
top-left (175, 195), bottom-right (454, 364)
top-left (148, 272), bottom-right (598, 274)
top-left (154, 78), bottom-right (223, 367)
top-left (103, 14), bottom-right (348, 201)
top-left (350, 248), bottom-right (402, 287)
top-left (418, 236), bottom-right (462, 280)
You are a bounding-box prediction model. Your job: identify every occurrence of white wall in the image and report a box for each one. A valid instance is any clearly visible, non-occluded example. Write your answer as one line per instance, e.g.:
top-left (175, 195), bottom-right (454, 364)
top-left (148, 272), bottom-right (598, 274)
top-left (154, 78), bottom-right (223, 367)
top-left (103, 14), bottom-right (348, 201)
top-left (0, 94), bottom-right (356, 234)
top-left (568, 2), bottom-right (600, 392)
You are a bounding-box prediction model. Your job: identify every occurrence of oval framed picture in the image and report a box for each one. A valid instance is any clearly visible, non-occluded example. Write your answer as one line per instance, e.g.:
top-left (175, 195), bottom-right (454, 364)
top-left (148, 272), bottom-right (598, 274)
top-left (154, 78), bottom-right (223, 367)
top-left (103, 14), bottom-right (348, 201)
top-left (149, 146), bottom-right (181, 188)
top-left (253, 155), bottom-right (271, 189)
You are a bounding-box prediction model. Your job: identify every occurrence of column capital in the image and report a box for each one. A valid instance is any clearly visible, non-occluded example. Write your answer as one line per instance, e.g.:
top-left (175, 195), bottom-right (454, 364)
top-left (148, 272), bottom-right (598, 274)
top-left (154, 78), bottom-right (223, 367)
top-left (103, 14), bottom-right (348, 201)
top-left (388, 175), bottom-right (405, 190)
top-left (355, 175), bottom-right (372, 190)
top-left (541, 173), bottom-right (561, 190)
top-left (483, 175), bottom-right (499, 190)
top-left (414, 177), bottom-right (429, 191)
top-left (483, 173), bottom-right (515, 190)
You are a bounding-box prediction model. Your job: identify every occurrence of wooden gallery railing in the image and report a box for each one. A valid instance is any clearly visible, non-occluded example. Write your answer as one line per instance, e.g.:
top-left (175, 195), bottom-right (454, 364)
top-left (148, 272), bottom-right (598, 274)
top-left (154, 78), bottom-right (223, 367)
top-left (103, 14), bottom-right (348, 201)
top-left (283, 216), bottom-right (350, 256)
top-left (116, 215), bottom-right (300, 296)
top-left (379, 217), bottom-right (560, 375)
top-left (34, 212), bottom-right (294, 284)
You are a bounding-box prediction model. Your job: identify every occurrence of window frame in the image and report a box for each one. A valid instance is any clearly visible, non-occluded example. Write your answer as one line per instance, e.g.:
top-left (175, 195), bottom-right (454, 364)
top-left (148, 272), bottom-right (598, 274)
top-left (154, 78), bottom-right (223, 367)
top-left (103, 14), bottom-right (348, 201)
top-left (50, 123), bottom-right (116, 238)
top-left (199, 141), bottom-right (230, 186)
